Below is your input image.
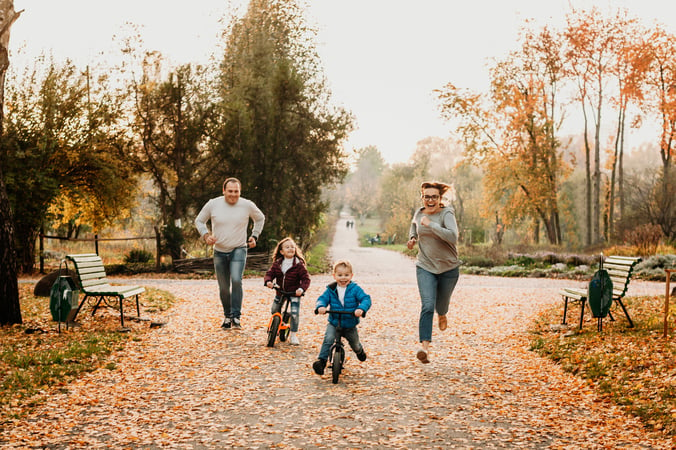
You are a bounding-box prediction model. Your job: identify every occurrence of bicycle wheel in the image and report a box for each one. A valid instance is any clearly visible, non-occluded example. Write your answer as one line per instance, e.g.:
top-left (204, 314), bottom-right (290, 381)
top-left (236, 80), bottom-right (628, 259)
top-left (279, 326), bottom-right (289, 342)
top-left (267, 315), bottom-right (281, 347)
top-left (331, 346), bottom-right (344, 384)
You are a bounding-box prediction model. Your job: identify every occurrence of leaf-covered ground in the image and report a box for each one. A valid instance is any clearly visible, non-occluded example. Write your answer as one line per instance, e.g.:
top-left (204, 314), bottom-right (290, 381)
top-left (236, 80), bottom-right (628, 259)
top-left (1, 223), bottom-right (673, 448)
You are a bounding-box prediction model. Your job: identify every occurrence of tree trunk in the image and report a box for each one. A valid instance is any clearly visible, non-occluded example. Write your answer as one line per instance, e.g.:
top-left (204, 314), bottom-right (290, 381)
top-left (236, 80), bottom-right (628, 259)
top-left (0, 1), bottom-right (22, 325)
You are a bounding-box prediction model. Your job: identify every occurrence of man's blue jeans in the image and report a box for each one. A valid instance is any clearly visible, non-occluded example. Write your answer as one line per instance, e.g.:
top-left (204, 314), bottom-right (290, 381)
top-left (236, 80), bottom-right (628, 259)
top-left (416, 266), bottom-right (459, 342)
top-left (213, 247), bottom-right (247, 319)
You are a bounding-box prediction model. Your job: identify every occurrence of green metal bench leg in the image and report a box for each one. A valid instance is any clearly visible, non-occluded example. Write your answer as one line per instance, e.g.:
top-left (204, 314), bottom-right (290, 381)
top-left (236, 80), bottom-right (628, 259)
top-left (119, 296), bottom-right (125, 328)
top-left (135, 294), bottom-right (141, 317)
top-left (578, 297), bottom-right (586, 330)
top-left (562, 297), bottom-right (569, 324)
top-left (615, 298), bottom-right (634, 328)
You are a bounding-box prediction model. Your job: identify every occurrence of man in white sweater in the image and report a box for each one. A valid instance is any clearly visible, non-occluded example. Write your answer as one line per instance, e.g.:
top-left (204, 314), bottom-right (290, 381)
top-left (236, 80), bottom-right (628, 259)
top-left (195, 178), bottom-right (265, 329)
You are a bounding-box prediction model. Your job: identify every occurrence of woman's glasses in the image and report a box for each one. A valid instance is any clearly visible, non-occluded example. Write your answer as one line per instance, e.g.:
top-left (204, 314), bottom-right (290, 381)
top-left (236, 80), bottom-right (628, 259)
top-left (422, 195), bottom-right (440, 201)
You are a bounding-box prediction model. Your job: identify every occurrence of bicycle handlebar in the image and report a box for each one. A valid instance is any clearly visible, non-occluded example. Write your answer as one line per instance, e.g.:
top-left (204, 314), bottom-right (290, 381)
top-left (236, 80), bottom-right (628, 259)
top-left (314, 308), bottom-right (366, 318)
top-left (272, 285), bottom-right (304, 297)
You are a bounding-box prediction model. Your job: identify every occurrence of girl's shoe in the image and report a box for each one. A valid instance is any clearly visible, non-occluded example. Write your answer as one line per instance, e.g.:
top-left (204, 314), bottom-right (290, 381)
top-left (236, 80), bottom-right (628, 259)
top-left (416, 348), bottom-right (430, 364)
top-left (289, 332), bottom-right (300, 345)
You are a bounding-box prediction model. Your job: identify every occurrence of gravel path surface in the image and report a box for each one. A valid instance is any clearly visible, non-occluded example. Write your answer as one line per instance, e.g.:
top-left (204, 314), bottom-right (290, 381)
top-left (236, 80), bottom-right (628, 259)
top-left (3, 219), bottom-right (671, 448)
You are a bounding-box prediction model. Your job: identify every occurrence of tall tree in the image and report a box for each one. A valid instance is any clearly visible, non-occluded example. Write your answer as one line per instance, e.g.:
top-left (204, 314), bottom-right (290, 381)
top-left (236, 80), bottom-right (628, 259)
top-left (437, 25), bottom-right (568, 245)
top-left (631, 24), bottom-right (676, 238)
top-left (215, 0), bottom-right (353, 248)
top-left (564, 7), bottom-right (619, 244)
top-left (0, 0), bottom-right (21, 325)
top-left (1, 58), bottom-right (137, 273)
top-left (343, 146), bottom-right (387, 221)
top-left (122, 51), bottom-right (217, 259)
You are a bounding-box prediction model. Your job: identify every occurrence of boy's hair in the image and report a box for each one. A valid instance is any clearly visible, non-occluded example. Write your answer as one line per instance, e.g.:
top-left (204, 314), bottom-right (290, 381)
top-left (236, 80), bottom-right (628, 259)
top-left (332, 259), bottom-right (353, 274)
top-left (271, 237), bottom-right (305, 263)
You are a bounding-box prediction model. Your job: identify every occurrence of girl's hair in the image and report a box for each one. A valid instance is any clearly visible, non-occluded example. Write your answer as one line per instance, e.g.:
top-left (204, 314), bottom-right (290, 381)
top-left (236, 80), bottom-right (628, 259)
top-left (332, 259), bottom-right (353, 274)
top-left (271, 237), bottom-right (305, 263)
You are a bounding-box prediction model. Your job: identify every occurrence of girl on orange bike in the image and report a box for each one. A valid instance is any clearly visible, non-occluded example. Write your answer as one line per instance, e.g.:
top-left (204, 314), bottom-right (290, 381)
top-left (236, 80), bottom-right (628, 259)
top-left (264, 237), bottom-right (311, 345)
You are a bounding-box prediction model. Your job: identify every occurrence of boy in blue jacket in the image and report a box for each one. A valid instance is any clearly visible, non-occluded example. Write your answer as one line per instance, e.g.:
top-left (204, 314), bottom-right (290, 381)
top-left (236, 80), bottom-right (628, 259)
top-left (313, 259), bottom-right (372, 375)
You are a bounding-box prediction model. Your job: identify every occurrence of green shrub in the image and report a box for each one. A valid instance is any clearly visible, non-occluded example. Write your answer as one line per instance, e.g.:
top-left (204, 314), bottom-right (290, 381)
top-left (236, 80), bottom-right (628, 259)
top-left (124, 249), bottom-right (154, 264)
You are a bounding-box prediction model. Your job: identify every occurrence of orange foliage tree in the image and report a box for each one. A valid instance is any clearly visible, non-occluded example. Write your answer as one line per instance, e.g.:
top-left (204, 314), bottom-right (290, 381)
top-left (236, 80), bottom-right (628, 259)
top-left (437, 25), bottom-right (569, 245)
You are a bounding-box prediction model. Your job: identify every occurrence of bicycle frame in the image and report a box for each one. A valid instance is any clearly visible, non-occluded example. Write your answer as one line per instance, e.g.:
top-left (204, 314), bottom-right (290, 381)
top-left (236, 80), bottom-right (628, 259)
top-left (267, 287), bottom-right (301, 347)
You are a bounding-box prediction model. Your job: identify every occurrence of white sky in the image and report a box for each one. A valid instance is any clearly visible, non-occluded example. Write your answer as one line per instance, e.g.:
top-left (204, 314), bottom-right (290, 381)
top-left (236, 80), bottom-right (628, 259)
top-left (9, 0), bottom-right (676, 164)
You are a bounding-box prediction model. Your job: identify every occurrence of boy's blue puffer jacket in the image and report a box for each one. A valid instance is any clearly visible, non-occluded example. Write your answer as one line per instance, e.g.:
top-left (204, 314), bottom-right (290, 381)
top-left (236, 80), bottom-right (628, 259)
top-left (315, 281), bottom-right (372, 329)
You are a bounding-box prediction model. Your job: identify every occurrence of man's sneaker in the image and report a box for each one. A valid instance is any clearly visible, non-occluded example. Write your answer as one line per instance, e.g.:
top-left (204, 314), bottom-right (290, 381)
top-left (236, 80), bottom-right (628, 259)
top-left (289, 332), bottom-right (300, 345)
top-left (221, 318), bottom-right (232, 329)
top-left (356, 348), bottom-right (367, 362)
top-left (232, 318), bottom-right (242, 330)
top-left (312, 359), bottom-right (326, 375)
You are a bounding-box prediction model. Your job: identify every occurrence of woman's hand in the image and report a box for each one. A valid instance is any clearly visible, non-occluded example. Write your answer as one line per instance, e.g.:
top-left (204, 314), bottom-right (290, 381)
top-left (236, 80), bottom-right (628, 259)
top-left (420, 216), bottom-right (431, 227)
top-left (407, 237), bottom-right (417, 250)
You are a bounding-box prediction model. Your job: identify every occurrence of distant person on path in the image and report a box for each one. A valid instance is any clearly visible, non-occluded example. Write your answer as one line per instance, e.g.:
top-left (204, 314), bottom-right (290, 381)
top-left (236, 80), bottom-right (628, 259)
top-left (407, 181), bottom-right (460, 364)
top-left (195, 177), bottom-right (265, 330)
top-left (312, 259), bottom-right (372, 375)
top-left (264, 237), bottom-right (311, 345)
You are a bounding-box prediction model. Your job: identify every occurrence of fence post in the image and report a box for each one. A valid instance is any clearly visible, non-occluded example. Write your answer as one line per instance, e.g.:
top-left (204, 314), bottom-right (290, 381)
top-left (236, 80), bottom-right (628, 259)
top-left (155, 226), bottom-right (161, 272)
top-left (39, 227), bottom-right (45, 274)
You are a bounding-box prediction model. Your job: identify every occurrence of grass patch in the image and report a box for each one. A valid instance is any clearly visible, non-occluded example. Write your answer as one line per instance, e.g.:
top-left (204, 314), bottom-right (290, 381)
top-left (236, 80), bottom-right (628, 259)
top-left (529, 295), bottom-right (676, 437)
top-left (0, 283), bottom-right (176, 424)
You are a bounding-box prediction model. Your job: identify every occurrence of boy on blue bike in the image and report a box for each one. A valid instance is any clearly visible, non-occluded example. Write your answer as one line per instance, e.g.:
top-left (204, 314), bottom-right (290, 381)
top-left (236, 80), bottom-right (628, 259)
top-left (313, 259), bottom-right (372, 375)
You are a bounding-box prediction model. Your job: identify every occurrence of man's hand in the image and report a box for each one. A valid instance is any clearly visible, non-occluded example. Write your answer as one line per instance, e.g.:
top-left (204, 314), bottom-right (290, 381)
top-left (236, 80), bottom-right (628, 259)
top-left (247, 236), bottom-right (257, 248)
top-left (204, 233), bottom-right (217, 245)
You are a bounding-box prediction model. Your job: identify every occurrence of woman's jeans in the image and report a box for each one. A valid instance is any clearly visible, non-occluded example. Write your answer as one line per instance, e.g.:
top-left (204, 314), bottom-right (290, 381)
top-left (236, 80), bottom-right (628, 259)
top-left (416, 266), bottom-right (459, 342)
top-left (271, 295), bottom-right (301, 332)
top-left (213, 247), bottom-right (247, 319)
top-left (318, 323), bottom-right (362, 361)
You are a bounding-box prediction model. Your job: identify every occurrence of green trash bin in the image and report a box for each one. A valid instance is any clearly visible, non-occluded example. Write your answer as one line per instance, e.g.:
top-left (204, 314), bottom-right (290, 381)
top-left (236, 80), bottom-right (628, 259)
top-left (49, 275), bottom-right (80, 323)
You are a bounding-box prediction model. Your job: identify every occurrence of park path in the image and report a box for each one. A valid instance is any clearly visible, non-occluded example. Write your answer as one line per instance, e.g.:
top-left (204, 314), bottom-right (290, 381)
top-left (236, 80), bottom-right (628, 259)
top-left (2, 218), bottom-right (672, 448)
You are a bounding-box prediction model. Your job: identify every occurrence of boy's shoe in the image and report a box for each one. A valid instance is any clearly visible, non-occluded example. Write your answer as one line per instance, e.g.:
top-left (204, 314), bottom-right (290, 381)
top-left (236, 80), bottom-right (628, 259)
top-left (356, 348), bottom-right (367, 361)
top-left (416, 348), bottom-right (430, 364)
top-left (232, 318), bottom-right (242, 330)
top-left (289, 332), bottom-right (300, 345)
top-left (221, 318), bottom-right (232, 329)
top-left (438, 314), bottom-right (448, 331)
top-left (312, 358), bottom-right (326, 375)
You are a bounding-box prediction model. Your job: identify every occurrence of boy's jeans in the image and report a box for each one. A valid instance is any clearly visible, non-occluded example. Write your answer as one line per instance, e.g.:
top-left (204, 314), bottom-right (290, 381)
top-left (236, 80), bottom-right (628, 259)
top-left (416, 266), bottom-right (459, 342)
top-left (318, 323), bottom-right (362, 360)
top-left (213, 247), bottom-right (247, 319)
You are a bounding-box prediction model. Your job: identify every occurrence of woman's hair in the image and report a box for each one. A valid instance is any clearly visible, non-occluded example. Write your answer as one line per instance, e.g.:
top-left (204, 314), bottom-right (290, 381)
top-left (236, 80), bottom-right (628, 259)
top-left (420, 181), bottom-right (451, 195)
top-left (271, 237), bottom-right (305, 263)
top-left (332, 259), bottom-right (353, 274)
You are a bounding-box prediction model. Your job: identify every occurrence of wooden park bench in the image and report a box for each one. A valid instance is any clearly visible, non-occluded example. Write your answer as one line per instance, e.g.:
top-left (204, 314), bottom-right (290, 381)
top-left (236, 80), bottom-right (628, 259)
top-left (67, 253), bottom-right (145, 328)
top-left (560, 255), bottom-right (642, 330)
